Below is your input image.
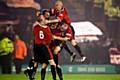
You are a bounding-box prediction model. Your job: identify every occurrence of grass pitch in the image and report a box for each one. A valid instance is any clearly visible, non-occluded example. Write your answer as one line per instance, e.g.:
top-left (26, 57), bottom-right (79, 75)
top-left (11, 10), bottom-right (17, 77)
top-left (0, 73), bottom-right (120, 80)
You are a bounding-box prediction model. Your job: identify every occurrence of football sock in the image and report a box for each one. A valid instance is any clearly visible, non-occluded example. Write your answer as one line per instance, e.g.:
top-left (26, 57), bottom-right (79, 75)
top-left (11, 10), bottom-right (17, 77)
top-left (64, 44), bottom-right (73, 55)
top-left (51, 65), bottom-right (56, 80)
top-left (41, 68), bottom-right (46, 80)
top-left (53, 54), bottom-right (58, 65)
top-left (56, 66), bottom-right (63, 80)
top-left (74, 45), bottom-right (83, 57)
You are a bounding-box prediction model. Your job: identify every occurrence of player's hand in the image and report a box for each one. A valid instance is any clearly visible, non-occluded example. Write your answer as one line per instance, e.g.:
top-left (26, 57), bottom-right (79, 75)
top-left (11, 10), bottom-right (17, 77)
top-left (52, 35), bottom-right (57, 39)
top-left (44, 20), bottom-right (50, 24)
top-left (36, 11), bottom-right (41, 17)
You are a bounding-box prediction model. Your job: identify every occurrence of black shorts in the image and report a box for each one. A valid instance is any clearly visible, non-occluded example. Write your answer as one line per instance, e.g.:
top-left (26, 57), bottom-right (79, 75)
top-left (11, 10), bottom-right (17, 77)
top-left (50, 39), bottom-right (66, 54)
top-left (50, 40), bottom-right (64, 50)
top-left (53, 54), bottom-right (59, 65)
top-left (33, 44), bottom-right (53, 64)
top-left (49, 40), bottom-right (64, 65)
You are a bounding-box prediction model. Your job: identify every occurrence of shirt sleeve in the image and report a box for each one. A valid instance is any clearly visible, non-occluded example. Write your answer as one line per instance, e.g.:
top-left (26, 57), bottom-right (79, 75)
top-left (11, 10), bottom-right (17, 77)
top-left (65, 28), bottom-right (72, 38)
top-left (22, 41), bottom-right (27, 57)
top-left (57, 13), bottom-right (64, 22)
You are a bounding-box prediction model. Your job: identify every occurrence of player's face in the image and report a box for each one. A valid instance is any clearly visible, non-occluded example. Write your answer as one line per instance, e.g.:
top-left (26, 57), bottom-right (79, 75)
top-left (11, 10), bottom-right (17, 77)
top-left (38, 15), bottom-right (46, 25)
top-left (44, 12), bottom-right (50, 19)
top-left (50, 23), bottom-right (58, 29)
top-left (59, 23), bottom-right (68, 31)
top-left (55, 1), bottom-right (63, 11)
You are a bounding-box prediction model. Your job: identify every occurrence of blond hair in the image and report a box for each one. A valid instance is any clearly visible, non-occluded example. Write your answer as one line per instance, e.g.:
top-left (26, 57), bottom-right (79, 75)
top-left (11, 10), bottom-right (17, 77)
top-left (55, 0), bottom-right (63, 7)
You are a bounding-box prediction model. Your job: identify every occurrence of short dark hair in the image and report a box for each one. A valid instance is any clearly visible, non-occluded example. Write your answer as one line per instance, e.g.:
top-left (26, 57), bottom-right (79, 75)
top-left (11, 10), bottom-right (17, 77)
top-left (42, 9), bottom-right (49, 15)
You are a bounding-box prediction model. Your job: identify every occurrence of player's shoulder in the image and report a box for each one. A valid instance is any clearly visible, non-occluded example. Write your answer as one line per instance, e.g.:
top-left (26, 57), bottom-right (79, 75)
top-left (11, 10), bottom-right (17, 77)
top-left (33, 21), bottom-right (42, 26)
top-left (33, 21), bottom-right (49, 29)
top-left (32, 21), bottom-right (40, 28)
top-left (32, 21), bottom-right (45, 29)
top-left (61, 7), bottom-right (67, 12)
top-left (62, 7), bottom-right (68, 14)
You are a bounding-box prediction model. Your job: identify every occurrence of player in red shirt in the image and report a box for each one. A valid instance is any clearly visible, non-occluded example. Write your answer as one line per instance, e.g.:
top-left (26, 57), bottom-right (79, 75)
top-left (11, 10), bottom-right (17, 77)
top-left (51, 22), bottom-right (73, 54)
top-left (45, 0), bottom-right (86, 62)
top-left (25, 15), bottom-right (57, 80)
top-left (39, 10), bottom-right (72, 80)
top-left (49, 22), bottom-right (73, 80)
top-left (41, 10), bottom-right (66, 80)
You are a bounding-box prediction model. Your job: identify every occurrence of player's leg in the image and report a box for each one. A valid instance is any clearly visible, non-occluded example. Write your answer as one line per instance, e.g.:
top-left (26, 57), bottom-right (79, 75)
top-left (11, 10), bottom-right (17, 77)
top-left (24, 65), bottom-right (37, 80)
top-left (69, 24), bottom-right (86, 62)
top-left (24, 59), bottom-right (33, 76)
top-left (71, 40), bottom-right (82, 55)
top-left (45, 45), bottom-right (57, 80)
top-left (41, 63), bottom-right (48, 80)
top-left (24, 44), bottom-right (40, 80)
top-left (62, 24), bottom-right (76, 62)
top-left (56, 65), bottom-right (63, 80)
top-left (50, 40), bottom-right (64, 80)
top-left (64, 43), bottom-right (76, 62)
top-left (71, 39), bottom-right (86, 62)
top-left (53, 45), bottom-right (63, 80)
top-left (54, 54), bottom-right (63, 80)
top-left (36, 44), bottom-right (56, 80)
top-left (30, 62), bottom-right (38, 80)
top-left (48, 59), bottom-right (56, 80)
top-left (24, 59), bottom-right (38, 80)
top-left (51, 54), bottom-right (63, 80)
top-left (54, 46), bottom-right (61, 55)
